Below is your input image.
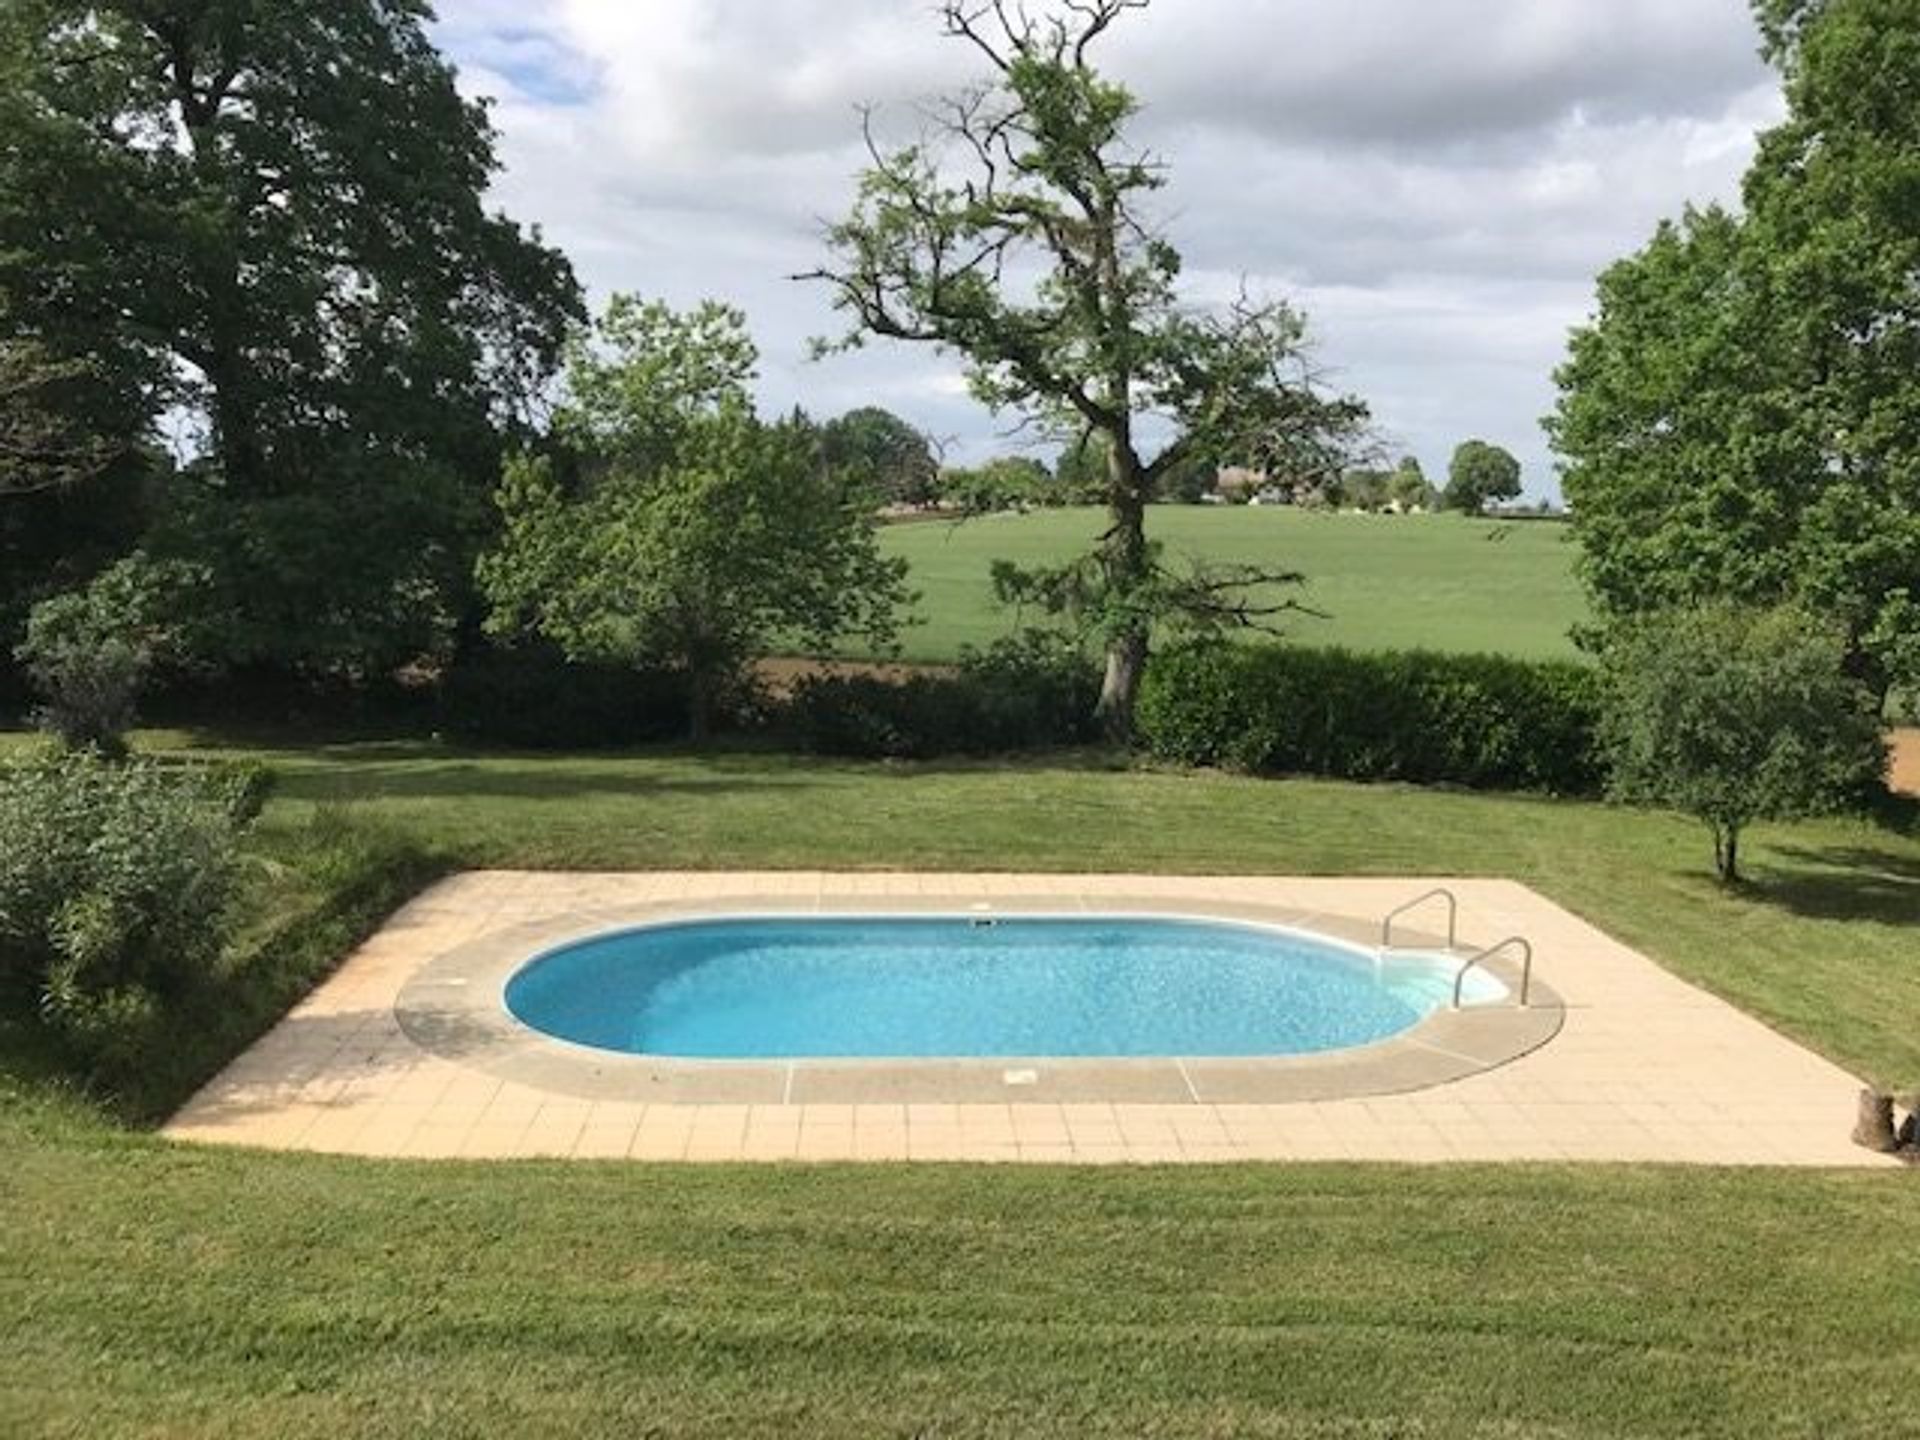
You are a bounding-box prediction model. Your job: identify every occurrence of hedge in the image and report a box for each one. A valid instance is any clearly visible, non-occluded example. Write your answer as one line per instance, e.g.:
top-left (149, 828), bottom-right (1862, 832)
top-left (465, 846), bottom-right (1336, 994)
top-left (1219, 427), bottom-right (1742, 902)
top-left (1136, 643), bottom-right (1602, 795)
top-left (438, 640), bottom-right (692, 749)
top-left (784, 634), bottom-right (1102, 759)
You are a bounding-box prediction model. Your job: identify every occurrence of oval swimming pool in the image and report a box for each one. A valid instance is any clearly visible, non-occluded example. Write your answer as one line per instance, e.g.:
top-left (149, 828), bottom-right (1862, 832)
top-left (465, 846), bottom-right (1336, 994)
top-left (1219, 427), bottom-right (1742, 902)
top-left (503, 916), bottom-right (1502, 1060)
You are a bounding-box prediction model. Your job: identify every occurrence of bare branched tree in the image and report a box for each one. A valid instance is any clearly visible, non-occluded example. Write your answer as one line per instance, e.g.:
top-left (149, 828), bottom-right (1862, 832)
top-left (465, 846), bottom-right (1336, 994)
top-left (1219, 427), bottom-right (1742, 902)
top-left (803, 0), bottom-right (1369, 737)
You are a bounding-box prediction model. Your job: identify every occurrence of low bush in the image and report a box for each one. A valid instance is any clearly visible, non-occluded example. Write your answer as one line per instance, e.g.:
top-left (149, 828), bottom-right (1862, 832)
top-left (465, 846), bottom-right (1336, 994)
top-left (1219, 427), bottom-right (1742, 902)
top-left (113, 804), bottom-right (447, 1123)
top-left (438, 638), bottom-right (693, 749)
top-left (14, 555), bottom-right (193, 755)
top-left (0, 750), bottom-right (255, 1073)
top-left (785, 632), bottom-right (1102, 759)
top-left (1136, 643), bottom-right (1603, 794)
top-left (1597, 604), bottom-right (1885, 881)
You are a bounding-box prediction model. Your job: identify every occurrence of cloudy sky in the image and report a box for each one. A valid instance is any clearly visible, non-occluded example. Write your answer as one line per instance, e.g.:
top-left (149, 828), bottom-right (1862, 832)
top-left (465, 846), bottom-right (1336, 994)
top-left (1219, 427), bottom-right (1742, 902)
top-left (431, 1), bottom-right (1783, 499)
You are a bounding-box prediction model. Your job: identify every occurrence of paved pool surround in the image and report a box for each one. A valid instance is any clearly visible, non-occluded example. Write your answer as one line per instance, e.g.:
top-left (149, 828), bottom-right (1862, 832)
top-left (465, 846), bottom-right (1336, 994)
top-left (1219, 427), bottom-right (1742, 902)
top-left (165, 872), bottom-right (1896, 1166)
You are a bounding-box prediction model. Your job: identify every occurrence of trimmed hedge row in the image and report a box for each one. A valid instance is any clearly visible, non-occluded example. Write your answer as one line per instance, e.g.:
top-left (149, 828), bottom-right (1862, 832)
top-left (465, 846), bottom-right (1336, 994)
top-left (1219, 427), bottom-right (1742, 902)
top-left (438, 640), bottom-right (694, 749)
top-left (784, 635), bottom-right (1102, 759)
top-left (1136, 643), bottom-right (1602, 795)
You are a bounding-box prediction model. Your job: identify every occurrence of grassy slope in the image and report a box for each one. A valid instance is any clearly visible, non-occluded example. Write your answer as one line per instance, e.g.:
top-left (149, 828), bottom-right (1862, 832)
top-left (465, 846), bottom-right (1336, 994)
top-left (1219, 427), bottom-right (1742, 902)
top-left (6, 1128), bottom-right (1916, 1439)
top-left (861, 507), bottom-right (1590, 662)
top-left (5, 736), bottom-right (1920, 1437)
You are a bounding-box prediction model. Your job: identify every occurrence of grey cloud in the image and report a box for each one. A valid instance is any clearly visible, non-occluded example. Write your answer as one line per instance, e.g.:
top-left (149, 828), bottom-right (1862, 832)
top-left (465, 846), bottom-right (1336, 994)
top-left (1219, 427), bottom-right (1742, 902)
top-left (1109, 0), bottom-right (1770, 152)
top-left (436, 0), bottom-right (1783, 496)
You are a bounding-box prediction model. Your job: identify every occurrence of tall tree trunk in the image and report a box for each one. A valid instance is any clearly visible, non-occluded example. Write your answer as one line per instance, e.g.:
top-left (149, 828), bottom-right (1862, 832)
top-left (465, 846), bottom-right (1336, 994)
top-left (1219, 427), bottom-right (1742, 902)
top-left (1096, 627), bottom-right (1148, 741)
top-left (1095, 441), bottom-right (1150, 743)
top-left (167, 40), bottom-right (267, 494)
top-left (1713, 823), bottom-right (1741, 884)
top-left (686, 665), bottom-right (716, 746)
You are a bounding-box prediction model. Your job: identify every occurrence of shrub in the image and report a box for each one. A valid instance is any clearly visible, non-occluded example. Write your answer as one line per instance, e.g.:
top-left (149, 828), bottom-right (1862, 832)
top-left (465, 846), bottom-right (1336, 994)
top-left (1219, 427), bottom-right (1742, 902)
top-left (0, 751), bottom-right (254, 1071)
top-left (1598, 604), bottom-right (1885, 882)
top-left (204, 758), bottom-right (277, 825)
top-left (14, 555), bottom-right (192, 755)
top-left (785, 632), bottom-right (1102, 759)
top-left (438, 638), bottom-right (694, 749)
top-left (1135, 643), bottom-right (1603, 795)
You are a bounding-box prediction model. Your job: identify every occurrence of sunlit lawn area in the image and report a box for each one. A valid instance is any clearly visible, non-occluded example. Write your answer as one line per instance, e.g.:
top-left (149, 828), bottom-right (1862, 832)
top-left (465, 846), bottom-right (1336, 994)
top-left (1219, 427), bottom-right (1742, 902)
top-left (860, 507), bottom-right (1591, 662)
top-left (3, 732), bottom-right (1918, 1437)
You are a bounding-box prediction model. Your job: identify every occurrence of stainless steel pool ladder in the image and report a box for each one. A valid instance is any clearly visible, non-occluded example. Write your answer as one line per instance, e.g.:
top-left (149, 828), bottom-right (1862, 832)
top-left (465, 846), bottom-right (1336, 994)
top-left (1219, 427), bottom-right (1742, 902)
top-left (1378, 888), bottom-right (1533, 1009)
top-left (1379, 887), bottom-right (1458, 951)
top-left (1451, 936), bottom-right (1533, 1009)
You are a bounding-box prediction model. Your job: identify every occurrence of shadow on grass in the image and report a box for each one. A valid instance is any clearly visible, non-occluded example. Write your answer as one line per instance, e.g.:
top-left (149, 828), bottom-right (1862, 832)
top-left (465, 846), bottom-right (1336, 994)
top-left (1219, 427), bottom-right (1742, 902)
top-left (262, 744), bottom-right (1138, 805)
top-left (1749, 844), bottom-right (1920, 927)
top-left (271, 759), bottom-right (825, 804)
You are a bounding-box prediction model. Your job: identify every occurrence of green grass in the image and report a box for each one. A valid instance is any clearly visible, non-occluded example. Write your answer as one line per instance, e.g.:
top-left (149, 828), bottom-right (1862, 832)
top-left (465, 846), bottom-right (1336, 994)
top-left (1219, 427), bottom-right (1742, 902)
top-left (6, 1132), bottom-right (1916, 1438)
top-left (861, 507), bottom-right (1590, 662)
top-left (5, 732), bottom-right (1919, 1436)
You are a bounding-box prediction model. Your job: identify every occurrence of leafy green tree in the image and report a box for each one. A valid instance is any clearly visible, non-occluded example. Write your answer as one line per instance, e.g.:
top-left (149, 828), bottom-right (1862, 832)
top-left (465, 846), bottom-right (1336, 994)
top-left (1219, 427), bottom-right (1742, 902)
top-left (822, 408), bottom-right (940, 506)
top-left (478, 299), bottom-right (911, 740)
top-left (1597, 604), bottom-right (1884, 882)
top-left (808, 0), bottom-right (1366, 738)
top-left (16, 555), bottom-right (193, 755)
top-left (1390, 456), bottom-right (1436, 512)
top-left (1153, 446), bottom-right (1218, 504)
top-left (0, 326), bottom-right (153, 695)
top-left (1341, 469), bottom-right (1391, 512)
top-left (1053, 434), bottom-right (1114, 504)
top-left (0, 0), bottom-right (582, 677)
top-left (0, 336), bottom-right (125, 499)
top-left (556, 297), bottom-right (758, 473)
top-left (1551, 0), bottom-right (1920, 702)
top-left (937, 456), bottom-right (1054, 512)
top-left (1444, 440), bottom-right (1523, 514)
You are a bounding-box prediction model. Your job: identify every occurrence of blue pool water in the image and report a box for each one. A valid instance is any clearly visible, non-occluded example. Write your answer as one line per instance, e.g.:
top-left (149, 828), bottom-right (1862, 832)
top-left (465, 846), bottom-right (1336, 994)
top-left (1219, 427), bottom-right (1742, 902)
top-left (503, 916), bottom-right (1497, 1059)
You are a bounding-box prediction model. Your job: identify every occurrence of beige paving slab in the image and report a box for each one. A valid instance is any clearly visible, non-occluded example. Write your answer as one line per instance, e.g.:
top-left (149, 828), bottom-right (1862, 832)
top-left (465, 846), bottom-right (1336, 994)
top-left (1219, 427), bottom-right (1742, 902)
top-left (163, 872), bottom-right (1901, 1168)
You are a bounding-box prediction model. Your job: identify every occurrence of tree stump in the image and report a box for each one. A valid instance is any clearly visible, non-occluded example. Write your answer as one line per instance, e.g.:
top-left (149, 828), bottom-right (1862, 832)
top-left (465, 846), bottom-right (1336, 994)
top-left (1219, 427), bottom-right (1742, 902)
top-left (1852, 1090), bottom-right (1898, 1152)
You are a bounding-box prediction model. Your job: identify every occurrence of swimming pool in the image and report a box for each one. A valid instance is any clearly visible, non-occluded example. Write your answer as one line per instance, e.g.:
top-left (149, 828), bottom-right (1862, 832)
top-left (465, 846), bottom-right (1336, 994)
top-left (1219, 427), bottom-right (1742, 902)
top-left (503, 915), bottom-right (1504, 1060)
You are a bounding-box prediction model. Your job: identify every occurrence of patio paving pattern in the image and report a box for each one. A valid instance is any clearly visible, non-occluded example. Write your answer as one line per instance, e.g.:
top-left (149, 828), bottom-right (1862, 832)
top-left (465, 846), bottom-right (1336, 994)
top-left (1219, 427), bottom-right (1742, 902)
top-left (164, 872), bottom-right (1895, 1166)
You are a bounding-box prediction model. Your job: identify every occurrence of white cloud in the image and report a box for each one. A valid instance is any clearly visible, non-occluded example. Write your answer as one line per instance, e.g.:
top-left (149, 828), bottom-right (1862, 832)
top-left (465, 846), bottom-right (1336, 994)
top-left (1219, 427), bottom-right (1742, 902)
top-left (433, 0), bottom-right (1784, 495)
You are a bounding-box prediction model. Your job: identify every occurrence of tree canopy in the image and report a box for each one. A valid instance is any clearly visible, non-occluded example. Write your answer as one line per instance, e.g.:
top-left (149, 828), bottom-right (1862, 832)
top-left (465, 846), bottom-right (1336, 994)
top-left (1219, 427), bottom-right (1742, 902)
top-left (808, 0), bottom-right (1366, 736)
top-left (0, 336), bottom-right (125, 499)
top-left (1444, 441), bottom-right (1523, 515)
top-left (1390, 457), bottom-right (1436, 512)
top-left (1597, 604), bottom-right (1884, 882)
top-left (478, 299), bottom-right (911, 739)
top-left (0, 0), bottom-right (582, 676)
top-left (1551, 0), bottom-right (1920, 700)
top-left (822, 408), bottom-right (940, 507)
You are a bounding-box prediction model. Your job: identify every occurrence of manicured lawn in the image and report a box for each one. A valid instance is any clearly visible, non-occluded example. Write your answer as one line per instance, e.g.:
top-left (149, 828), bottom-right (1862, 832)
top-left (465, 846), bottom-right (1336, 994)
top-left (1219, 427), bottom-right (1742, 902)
top-left (861, 507), bottom-right (1590, 662)
top-left (4, 1117), bottom-right (1916, 1438)
top-left (4, 733), bottom-right (1918, 1437)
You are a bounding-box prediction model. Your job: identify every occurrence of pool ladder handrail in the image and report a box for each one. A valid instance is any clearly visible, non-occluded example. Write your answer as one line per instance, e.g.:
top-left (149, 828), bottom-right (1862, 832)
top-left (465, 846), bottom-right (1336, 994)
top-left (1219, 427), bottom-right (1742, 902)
top-left (1379, 887), bottom-right (1458, 952)
top-left (1379, 889), bottom-right (1533, 1009)
top-left (1451, 936), bottom-right (1533, 1009)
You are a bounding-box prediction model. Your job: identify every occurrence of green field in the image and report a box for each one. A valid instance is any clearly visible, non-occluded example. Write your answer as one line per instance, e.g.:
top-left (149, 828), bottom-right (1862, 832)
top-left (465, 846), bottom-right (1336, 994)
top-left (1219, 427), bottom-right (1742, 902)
top-left (862, 507), bottom-right (1590, 662)
top-left (5, 735), bottom-right (1919, 1436)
